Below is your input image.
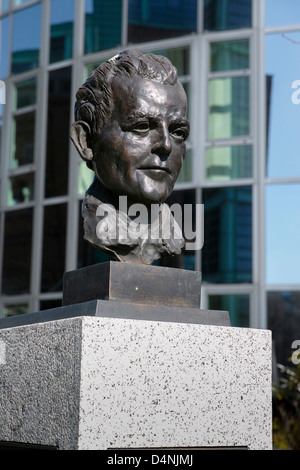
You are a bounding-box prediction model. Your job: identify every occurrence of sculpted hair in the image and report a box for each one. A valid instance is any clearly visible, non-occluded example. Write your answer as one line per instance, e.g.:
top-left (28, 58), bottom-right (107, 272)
top-left (74, 49), bottom-right (179, 141)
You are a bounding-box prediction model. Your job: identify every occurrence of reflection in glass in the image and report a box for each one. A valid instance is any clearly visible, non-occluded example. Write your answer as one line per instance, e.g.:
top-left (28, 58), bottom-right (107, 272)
top-left (266, 0), bottom-right (300, 27)
top-left (177, 148), bottom-right (192, 183)
top-left (7, 172), bottom-right (34, 205)
top-left (266, 33), bottom-right (300, 178)
top-left (202, 186), bottom-right (252, 283)
top-left (128, 0), bottom-right (197, 43)
top-left (151, 47), bottom-right (190, 76)
top-left (0, 15), bottom-right (9, 79)
top-left (159, 189), bottom-right (196, 271)
top-left (268, 291), bottom-right (300, 366)
top-left (14, 78), bottom-right (37, 109)
top-left (11, 112), bottom-right (35, 168)
top-left (45, 67), bottom-right (71, 198)
top-left (50, 0), bottom-right (75, 63)
top-left (209, 294), bottom-right (249, 327)
top-left (85, 0), bottom-right (122, 54)
top-left (14, 0), bottom-right (33, 5)
top-left (1, 0), bottom-right (9, 13)
top-left (3, 304), bottom-right (29, 317)
top-left (12, 3), bottom-right (42, 74)
top-left (204, 0), bottom-right (252, 31)
top-left (85, 61), bottom-right (105, 79)
top-left (210, 39), bottom-right (249, 72)
top-left (208, 76), bottom-right (249, 139)
top-left (78, 160), bottom-right (94, 195)
top-left (206, 145), bottom-right (252, 180)
top-left (41, 204), bottom-right (67, 293)
top-left (77, 200), bottom-right (112, 268)
top-left (266, 184), bottom-right (300, 285)
top-left (40, 299), bottom-right (62, 311)
top-left (2, 208), bottom-right (33, 295)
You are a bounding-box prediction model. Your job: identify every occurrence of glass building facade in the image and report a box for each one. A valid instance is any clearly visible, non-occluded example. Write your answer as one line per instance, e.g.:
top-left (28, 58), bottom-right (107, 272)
top-left (0, 0), bottom-right (299, 367)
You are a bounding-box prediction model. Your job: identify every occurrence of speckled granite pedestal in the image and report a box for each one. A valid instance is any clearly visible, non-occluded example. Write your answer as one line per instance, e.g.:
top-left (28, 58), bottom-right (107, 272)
top-left (0, 315), bottom-right (272, 450)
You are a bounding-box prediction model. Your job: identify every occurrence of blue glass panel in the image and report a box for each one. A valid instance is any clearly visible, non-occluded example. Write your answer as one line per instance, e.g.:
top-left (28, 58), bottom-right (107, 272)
top-left (266, 184), bottom-right (300, 285)
top-left (266, 0), bottom-right (300, 27)
top-left (12, 3), bottom-right (42, 74)
top-left (128, 0), bottom-right (197, 43)
top-left (268, 291), bottom-right (300, 366)
top-left (85, 0), bottom-right (122, 53)
top-left (266, 33), bottom-right (300, 178)
top-left (1, 0), bottom-right (9, 13)
top-left (204, 0), bottom-right (252, 31)
top-left (50, 0), bottom-right (75, 63)
top-left (202, 187), bottom-right (252, 283)
top-left (0, 15), bottom-right (9, 79)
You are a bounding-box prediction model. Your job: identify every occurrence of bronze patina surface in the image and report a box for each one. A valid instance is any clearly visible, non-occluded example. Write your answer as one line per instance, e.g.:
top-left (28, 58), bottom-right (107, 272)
top-left (71, 50), bottom-right (190, 265)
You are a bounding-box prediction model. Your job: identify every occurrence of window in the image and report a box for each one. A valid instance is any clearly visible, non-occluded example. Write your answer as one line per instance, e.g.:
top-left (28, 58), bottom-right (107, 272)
top-left (45, 67), bottom-right (71, 198)
top-left (266, 0), bottom-right (300, 27)
top-left (8, 78), bottom-right (37, 206)
top-left (202, 187), bottom-right (252, 283)
top-left (85, 0), bottom-right (122, 54)
top-left (41, 204), bottom-right (67, 293)
top-left (208, 76), bottom-right (250, 139)
top-left (204, 0), bottom-right (252, 31)
top-left (10, 111), bottom-right (35, 168)
top-left (206, 38), bottom-right (251, 181)
top-left (3, 304), bottom-right (29, 317)
top-left (159, 189), bottom-right (196, 271)
top-left (12, 3), bottom-right (42, 74)
top-left (0, 15), bottom-right (9, 79)
top-left (209, 294), bottom-right (249, 327)
top-left (206, 145), bottom-right (252, 180)
top-left (268, 291), bottom-right (300, 366)
top-left (50, 0), bottom-right (75, 63)
top-left (128, 0), bottom-right (197, 43)
top-left (210, 39), bottom-right (249, 72)
top-left (14, 78), bottom-right (37, 110)
top-left (0, 0), bottom-right (9, 13)
top-left (266, 184), bottom-right (300, 285)
top-left (7, 172), bottom-right (34, 205)
top-left (266, 32), bottom-right (300, 178)
top-left (2, 208), bottom-right (33, 295)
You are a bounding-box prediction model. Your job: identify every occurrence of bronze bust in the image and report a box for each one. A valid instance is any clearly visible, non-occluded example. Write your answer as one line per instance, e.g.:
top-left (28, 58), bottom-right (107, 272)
top-left (71, 50), bottom-right (190, 265)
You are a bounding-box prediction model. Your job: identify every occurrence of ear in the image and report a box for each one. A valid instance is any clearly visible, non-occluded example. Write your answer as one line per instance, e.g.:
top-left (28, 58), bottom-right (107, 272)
top-left (70, 121), bottom-right (93, 165)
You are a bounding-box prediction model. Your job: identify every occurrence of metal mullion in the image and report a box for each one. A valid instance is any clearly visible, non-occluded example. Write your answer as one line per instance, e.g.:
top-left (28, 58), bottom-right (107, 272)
top-left (122, 0), bottom-right (128, 46)
top-left (208, 69), bottom-right (250, 80)
top-left (64, 0), bottom-right (85, 274)
top-left (252, 0), bottom-right (267, 330)
top-left (265, 24), bottom-right (300, 34)
top-left (12, 104), bottom-right (37, 117)
top-left (29, 0), bottom-right (50, 312)
top-left (203, 178), bottom-right (254, 189)
top-left (203, 28), bottom-right (253, 42)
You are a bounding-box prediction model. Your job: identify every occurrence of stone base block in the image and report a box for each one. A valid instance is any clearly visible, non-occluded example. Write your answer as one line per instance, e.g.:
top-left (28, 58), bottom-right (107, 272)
top-left (0, 316), bottom-right (272, 450)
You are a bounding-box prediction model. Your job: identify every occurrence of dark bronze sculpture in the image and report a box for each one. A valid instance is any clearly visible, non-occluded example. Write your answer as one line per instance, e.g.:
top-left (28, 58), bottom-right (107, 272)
top-left (71, 50), bottom-right (190, 265)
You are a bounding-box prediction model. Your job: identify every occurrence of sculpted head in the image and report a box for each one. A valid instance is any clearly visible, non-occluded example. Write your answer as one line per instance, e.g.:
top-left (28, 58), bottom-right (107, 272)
top-left (71, 49), bottom-right (190, 206)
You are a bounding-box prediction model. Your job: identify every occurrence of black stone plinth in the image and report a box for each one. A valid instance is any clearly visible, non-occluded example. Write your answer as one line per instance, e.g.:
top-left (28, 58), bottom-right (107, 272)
top-left (0, 299), bottom-right (230, 330)
top-left (63, 262), bottom-right (202, 308)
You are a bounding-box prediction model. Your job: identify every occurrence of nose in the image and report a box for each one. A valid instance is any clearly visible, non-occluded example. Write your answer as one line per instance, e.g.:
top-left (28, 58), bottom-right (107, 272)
top-left (151, 124), bottom-right (172, 158)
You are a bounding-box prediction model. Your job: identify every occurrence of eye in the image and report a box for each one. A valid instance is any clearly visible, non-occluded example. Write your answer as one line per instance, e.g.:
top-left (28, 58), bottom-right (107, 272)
top-left (131, 122), bottom-right (150, 134)
top-left (170, 125), bottom-right (189, 142)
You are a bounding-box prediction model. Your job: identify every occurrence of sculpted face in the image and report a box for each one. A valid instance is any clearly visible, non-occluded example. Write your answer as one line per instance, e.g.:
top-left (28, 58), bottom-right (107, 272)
top-left (92, 75), bottom-right (190, 205)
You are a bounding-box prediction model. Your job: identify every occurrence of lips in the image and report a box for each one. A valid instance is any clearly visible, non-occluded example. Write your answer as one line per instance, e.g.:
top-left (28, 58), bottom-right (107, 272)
top-left (138, 166), bottom-right (171, 175)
